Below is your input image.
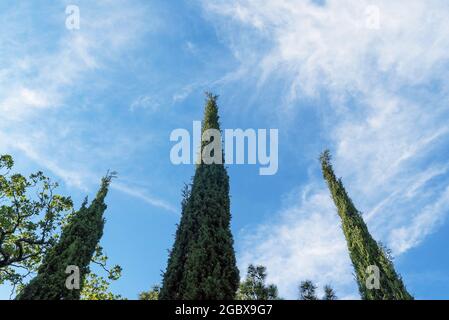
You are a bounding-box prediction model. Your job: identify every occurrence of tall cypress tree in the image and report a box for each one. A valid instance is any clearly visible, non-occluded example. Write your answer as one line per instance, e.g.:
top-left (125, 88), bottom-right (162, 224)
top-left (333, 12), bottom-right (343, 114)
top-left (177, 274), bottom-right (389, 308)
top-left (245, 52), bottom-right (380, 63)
top-left (17, 175), bottom-right (113, 300)
top-left (160, 93), bottom-right (239, 300)
top-left (320, 150), bottom-right (413, 300)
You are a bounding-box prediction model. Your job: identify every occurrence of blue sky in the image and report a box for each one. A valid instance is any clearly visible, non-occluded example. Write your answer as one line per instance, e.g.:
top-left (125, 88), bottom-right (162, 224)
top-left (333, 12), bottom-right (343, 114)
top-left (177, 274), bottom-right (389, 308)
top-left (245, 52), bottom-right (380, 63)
top-left (1, 0), bottom-right (449, 299)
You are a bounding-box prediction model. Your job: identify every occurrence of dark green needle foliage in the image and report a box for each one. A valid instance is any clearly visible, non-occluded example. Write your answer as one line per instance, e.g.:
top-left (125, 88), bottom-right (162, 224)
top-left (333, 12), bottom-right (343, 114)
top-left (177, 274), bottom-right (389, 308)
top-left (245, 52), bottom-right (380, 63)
top-left (17, 175), bottom-right (114, 300)
top-left (299, 280), bottom-right (337, 300)
top-left (237, 265), bottom-right (279, 300)
top-left (299, 280), bottom-right (318, 300)
top-left (320, 150), bottom-right (413, 300)
top-left (322, 285), bottom-right (337, 300)
top-left (160, 93), bottom-right (239, 300)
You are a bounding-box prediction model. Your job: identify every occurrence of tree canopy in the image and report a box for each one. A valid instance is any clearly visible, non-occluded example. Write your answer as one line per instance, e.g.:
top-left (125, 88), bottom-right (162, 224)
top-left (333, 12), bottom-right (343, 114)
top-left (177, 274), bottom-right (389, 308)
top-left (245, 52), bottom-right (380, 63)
top-left (237, 264), bottom-right (279, 300)
top-left (0, 154), bottom-right (72, 292)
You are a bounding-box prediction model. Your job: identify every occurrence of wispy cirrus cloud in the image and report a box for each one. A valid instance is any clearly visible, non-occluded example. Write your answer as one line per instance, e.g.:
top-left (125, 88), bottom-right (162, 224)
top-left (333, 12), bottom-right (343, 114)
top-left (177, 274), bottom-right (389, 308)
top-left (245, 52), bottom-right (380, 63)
top-left (238, 187), bottom-right (359, 299)
top-left (203, 0), bottom-right (449, 298)
top-left (112, 182), bottom-right (178, 214)
top-left (0, 1), bottom-right (174, 212)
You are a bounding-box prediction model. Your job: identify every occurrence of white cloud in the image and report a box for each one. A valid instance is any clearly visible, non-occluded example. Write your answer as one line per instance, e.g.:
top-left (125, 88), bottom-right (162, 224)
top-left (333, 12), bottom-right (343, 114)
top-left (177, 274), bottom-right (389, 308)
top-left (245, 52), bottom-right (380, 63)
top-left (112, 182), bottom-right (178, 214)
top-left (204, 0), bottom-right (449, 96)
top-left (389, 185), bottom-right (449, 254)
top-left (173, 83), bottom-right (198, 103)
top-left (0, 88), bottom-right (53, 120)
top-left (130, 95), bottom-right (160, 112)
top-left (239, 187), bottom-right (358, 299)
top-left (204, 0), bottom-right (449, 298)
top-left (0, 1), bottom-right (172, 212)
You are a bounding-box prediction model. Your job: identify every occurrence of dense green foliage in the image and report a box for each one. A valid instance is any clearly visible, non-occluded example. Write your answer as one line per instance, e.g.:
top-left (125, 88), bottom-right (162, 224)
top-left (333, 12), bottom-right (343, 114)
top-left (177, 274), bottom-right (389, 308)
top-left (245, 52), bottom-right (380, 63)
top-left (237, 265), bottom-right (279, 300)
top-left (160, 93), bottom-right (239, 300)
top-left (320, 150), bottom-right (413, 300)
top-left (0, 155), bottom-right (72, 291)
top-left (139, 285), bottom-right (161, 300)
top-left (16, 175), bottom-right (113, 300)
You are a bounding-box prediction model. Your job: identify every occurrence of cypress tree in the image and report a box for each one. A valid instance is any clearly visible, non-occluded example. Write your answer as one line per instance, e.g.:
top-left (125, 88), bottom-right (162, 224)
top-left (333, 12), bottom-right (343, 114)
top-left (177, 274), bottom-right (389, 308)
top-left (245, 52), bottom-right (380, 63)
top-left (320, 150), bottom-right (413, 300)
top-left (160, 93), bottom-right (239, 300)
top-left (16, 175), bottom-right (113, 300)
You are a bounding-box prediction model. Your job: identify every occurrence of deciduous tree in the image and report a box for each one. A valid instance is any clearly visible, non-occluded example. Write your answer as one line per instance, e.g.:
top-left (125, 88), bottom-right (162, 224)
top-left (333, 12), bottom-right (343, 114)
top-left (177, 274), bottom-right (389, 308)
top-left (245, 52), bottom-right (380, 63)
top-left (0, 155), bottom-right (72, 292)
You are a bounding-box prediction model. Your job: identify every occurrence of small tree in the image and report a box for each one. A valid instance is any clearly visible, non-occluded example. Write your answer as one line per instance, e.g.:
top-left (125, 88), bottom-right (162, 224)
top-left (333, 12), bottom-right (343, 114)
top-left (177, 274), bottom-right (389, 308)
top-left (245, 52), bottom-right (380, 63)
top-left (323, 285), bottom-right (337, 300)
top-left (237, 265), bottom-right (279, 300)
top-left (299, 280), bottom-right (318, 300)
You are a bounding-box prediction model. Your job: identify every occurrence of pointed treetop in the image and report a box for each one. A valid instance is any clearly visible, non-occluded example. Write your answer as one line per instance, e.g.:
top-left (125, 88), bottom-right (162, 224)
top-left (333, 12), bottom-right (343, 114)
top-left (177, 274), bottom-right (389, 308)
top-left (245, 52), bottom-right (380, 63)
top-left (320, 149), bottom-right (332, 168)
top-left (95, 171), bottom-right (116, 203)
top-left (202, 92), bottom-right (221, 133)
top-left (320, 149), bottom-right (338, 183)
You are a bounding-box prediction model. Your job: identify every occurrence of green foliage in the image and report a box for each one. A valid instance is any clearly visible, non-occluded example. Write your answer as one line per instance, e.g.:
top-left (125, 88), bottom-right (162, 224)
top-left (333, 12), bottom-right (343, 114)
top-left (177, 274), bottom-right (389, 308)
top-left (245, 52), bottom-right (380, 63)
top-left (0, 154), bottom-right (73, 291)
top-left (299, 280), bottom-right (337, 300)
top-left (139, 285), bottom-right (161, 300)
top-left (320, 150), bottom-right (413, 300)
top-left (299, 280), bottom-right (318, 300)
top-left (80, 245), bottom-right (123, 300)
top-left (160, 93), bottom-right (239, 300)
top-left (323, 285), bottom-right (337, 300)
top-left (236, 265), bottom-right (279, 300)
top-left (16, 175), bottom-right (113, 300)
top-left (201, 92), bottom-right (221, 137)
